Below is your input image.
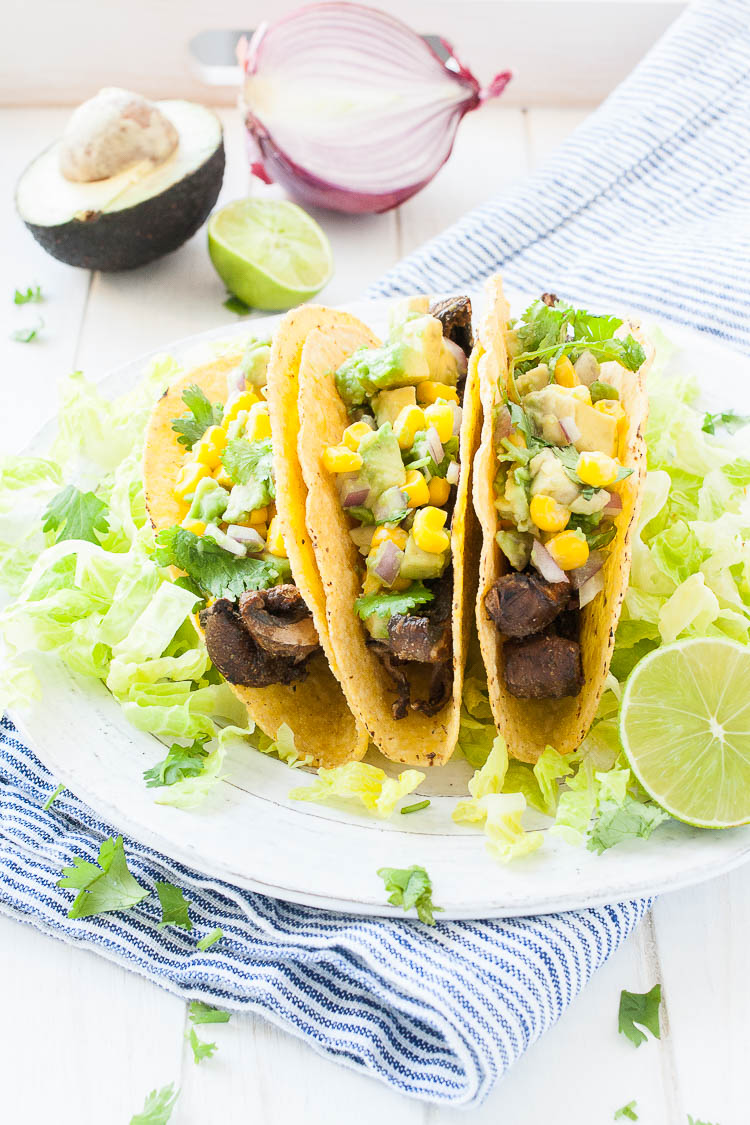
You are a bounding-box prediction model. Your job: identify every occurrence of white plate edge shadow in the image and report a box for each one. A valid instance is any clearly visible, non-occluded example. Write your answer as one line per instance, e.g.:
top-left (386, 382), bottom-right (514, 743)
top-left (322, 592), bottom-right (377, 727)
top-left (9, 293), bottom-right (750, 919)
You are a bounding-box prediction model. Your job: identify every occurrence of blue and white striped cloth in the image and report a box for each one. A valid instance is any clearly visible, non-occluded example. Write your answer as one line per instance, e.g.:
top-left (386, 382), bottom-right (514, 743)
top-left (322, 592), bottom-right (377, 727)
top-left (1, 0), bottom-right (748, 1106)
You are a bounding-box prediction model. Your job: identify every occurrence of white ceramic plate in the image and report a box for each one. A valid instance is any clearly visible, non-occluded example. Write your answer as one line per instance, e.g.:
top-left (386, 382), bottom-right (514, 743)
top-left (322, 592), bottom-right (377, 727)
top-left (12, 295), bottom-right (750, 918)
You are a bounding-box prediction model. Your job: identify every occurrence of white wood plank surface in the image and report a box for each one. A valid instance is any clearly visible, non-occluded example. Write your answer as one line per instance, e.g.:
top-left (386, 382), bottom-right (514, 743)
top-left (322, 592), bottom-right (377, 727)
top-left (0, 101), bottom-right (742, 1125)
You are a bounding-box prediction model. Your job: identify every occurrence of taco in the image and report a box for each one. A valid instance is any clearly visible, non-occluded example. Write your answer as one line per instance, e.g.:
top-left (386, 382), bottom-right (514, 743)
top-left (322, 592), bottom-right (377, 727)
top-left (473, 275), bottom-right (651, 762)
top-left (273, 296), bottom-right (481, 767)
top-left (143, 337), bottom-right (369, 768)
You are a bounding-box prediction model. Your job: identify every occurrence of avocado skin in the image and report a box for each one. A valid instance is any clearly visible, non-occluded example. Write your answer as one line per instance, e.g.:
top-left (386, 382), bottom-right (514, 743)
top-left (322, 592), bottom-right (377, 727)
top-left (20, 141), bottom-right (225, 271)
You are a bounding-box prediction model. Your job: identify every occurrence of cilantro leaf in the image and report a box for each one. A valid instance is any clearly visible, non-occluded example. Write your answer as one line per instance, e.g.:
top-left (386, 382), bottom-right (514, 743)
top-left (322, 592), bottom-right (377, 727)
top-left (512, 300), bottom-right (645, 373)
top-left (614, 1101), bottom-right (638, 1121)
top-left (42, 484), bottom-right (110, 544)
top-left (377, 864), bottom-right (441, 925)
top-left (171, 385), bottom-right (223, 449)
top-left (130, 1083), bottom-right (178, 1125)
top-left (221, 437), bottom-right (275, 496)
top-left (156, 881), bottom-right (192, 931)
top-left (702, 409), bottom-right (750, 436)
top-left (42, 782), bottom-right (64, 810)
top-left (618, 984), bottom-right (662, 1047)
top-left (14, 284), bottom-right (43, 305)
top-left (687, 1116), bottom-right (719, 1125)
top-left (144, 737), bottom-right (210, 788)
top-left (354, 581), bottom-right (434, 621)
top-left (189, 1000), bottom-right (231, 1025)
top-left (58, 835), bottom-right (149, 919)
top-left (589, 797), bottom-right (670, 854)
top-left (11, 318), bottom-right (43, 342)
top-left (154, 525), bottom-right (282, 599)
top-left (186, 1026), bottom-right (217, 1064)
top-left (196, 927), bottom-right (223, 951)
top-left (223, 294), bottom-right (251, 316)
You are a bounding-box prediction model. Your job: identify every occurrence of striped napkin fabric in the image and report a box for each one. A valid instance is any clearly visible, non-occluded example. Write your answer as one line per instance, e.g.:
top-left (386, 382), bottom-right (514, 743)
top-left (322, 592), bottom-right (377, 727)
top-left (1, 0), bottom-right (748, 1107)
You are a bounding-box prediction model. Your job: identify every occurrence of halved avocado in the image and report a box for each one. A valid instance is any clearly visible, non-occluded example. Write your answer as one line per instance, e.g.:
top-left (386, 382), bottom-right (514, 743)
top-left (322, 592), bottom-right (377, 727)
top-left (16, 99), bottom-right (225, 271)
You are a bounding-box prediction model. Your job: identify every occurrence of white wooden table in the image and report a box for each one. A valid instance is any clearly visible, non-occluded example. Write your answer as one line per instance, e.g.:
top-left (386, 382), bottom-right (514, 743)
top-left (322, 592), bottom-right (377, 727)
top-left (1, 104), bottom-right (748, 1125)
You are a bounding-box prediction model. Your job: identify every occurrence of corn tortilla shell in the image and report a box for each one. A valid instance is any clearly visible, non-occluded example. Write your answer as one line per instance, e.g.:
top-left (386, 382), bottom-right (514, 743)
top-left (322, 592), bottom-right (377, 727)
top-left (473, 274), bottom-right (650, 763)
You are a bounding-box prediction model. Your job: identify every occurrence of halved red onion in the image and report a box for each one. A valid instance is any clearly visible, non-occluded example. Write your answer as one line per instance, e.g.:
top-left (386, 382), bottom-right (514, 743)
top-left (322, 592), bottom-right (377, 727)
top-left (559, 416), bottom-right (581, 444)
top-left (226, 525), bottom-right (266, 553)
top-left (494, 404), bottom-right (512, 442)
top-left (425, 425), bottom-right (444, 466)
top-left (446, 461), bottom-right (460, 485)
top-left (444, 338), bottom-right (468, 376)
top-left (568, 550), bottom-right (605, 590)
top-left (238, 5), bottom-right (511, 214)
top-left (449, 401), bottom-right (463, 437)
top-left (578, 570), bottom-right (605, 608)
top-left (531, 539), bottom-right (568, 584)
top-left (373, 539), bottom-right (403, 586)
top-left (603, 491), bottom-right (623, 516)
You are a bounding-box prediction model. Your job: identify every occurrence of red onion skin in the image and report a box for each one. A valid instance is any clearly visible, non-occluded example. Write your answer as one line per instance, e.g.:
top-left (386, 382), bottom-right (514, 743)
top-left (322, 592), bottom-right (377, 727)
top-left (531, 539), bottom-right (568, 585)
top-left (342, 486), bottom-right (370, 509)
top-left (559, 416), bottom-right (581, 444)
top-left (603, 491), bottom-right (623, 516)
top-left (568, 550), bottom-right (605, 590)
top-left (494, 404), bottom-right (512, 442)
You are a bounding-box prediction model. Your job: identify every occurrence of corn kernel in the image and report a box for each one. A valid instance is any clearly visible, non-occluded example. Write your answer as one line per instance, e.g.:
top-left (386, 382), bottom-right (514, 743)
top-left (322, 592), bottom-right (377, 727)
top-left (417, 381), bottom-right (459, 405)
top-left (193, 425), bottom-right (227, 469)
top-left (342, 421), bottom-right (373, 450)
top-left (529, 493), bottom-right (570, 532)
top-left (401, 469), bottom-right (430, 509)
top-left (413, 506), bottom-right (450, 554)
top-left (265, 516), bottom-right (286, 557)
top-left (594, 399), bottom-right (627, 443)
top-left (223, 390), bottom-right (260, 427)
top-left (428, 476), bottom-right (451, 506)
top-left (371, 526), bottom-right (409, 552)
top-left (253, 522), bottom-right (268, 540)
top-left (554, 355), bottom-right (579, 387)
top-left (576, 451), bottom-right (618, 488)
top-left (173, 461), bottom-right (209, 501)
top-left (506, 430), bottom-right (527, 450)
top-left (393, 404), bottom-right (426, 450)
top-left (245, 402), bottom-right (272, 441)
top-left (323, 445), bottom-right (363, 473)
top-left (424, 401), bottom-right (454, 443)
top-left (570, 384), bottom-right (591, 404)
top-left (181, 518), bottom-right (207, 536)
top-left (546, 530), bottom-right (590, 571)
top-left (212, 465), bottom-right (233, 489)
top-left (249, 506), bottom-right (268, 526)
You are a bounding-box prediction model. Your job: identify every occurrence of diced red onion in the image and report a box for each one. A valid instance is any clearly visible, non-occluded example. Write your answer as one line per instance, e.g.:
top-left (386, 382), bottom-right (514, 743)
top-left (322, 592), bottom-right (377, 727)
top-left (226, 367), bottom-right (246, 397)
top-left (568, 551), bottom-right (605, 590)
top-left (226, 525), bottom-right (266, 553)
top-left (578, 570), bottom-right (605, 608)
top-left (425, 425), bottom-right (444, 466)
top-left (446, 461), bottom-right (460, 485)
top-left (443, 338), bottom-right (468, 376)
top-left (238, 5), bottom-right (511, 214)
top-left (206, 524), bottom-right (246, 557)
top-left (531, 539), bottom-right (568, 585)
top-left (373, 539), bottom-right (402, 586)
top-left (559, 416), bottom-right (581, 444)
top-left (342, 486), bottom-right (370, 509)
top-left (603, 491), bottom-right (623, 516)
top-left (494, 404), bottom-right (511, 442)
top-left (449, 401), bottom-right (463, 437)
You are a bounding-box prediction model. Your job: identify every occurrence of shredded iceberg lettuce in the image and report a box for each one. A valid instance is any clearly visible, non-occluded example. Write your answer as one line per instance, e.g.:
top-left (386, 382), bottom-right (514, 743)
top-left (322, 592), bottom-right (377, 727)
top-left (453, 734), bottom-right (544, 862)
top-left (289, 761), bottom-right (425, 817)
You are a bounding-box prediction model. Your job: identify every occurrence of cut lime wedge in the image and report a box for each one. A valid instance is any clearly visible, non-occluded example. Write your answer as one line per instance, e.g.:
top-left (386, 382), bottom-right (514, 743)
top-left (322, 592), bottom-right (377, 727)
top-left (208, 198), bottom-right (333, 311)
top-left (619, 637), bottom-right (750, 828)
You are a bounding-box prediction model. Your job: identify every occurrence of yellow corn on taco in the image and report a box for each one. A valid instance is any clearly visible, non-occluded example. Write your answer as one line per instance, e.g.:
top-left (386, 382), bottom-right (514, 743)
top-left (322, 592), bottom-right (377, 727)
top-left (473, 274), bottom-right (651, 762)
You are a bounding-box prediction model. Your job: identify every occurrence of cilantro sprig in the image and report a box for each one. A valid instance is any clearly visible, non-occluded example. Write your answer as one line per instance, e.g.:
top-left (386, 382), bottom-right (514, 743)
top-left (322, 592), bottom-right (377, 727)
top-left (130, 1084), bottom-right (178, 1125)
top-left (11, 318), bottom-right (43, 343)
top-left (58, 835), bottom-right (149, 919)
top-left (701, 409), bottom-right (750, 435)
top-left (618, 984), bottom-right (662, 1047)
top-left (221, 436), bottom-right (275, 495)
top-left (354, 581), bottom-right (434, 621)
top-left (614, 1102), bottom-right (638, 1121)
top-left (171, 385), bottom-right (223, 449)
top-left (377, 864), bottom-right (441, 925)
top-left (154, 525), bottom-right (283, 599)
top-left (156, 881), bottom-right (192, 931)
top-left (189, 1000), bottom-right (230, 1025)
top-left (14, 284), bottom-right (43, 305)
top-left (511, 299), bottom-right (646, 376)
top-left (144, 737), bottom-right (210, 788)
top-left (42, 484), bottom-right (110, 544)
top-left (186, 1027), bottom-right (217, 1064)
top-left (196, 927), bottom-right (223, 951)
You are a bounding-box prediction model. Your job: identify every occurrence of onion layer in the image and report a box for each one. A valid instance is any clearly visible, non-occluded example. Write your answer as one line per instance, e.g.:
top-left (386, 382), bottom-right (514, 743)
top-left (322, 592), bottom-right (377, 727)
top-left (578, 570), bottom-right (605, 608)
top-left (568, 550), bottom-right (605, 590)
top-left (373, 539), bottom-right (403, 586)
top-left (238, 4), bottom-right (511, 214)
top-left (559, 416), bottom-right (581, 444)
top-left (603, 491), bottom-right (623, 516)
top-left (531, 539), bottom-right (568, 585)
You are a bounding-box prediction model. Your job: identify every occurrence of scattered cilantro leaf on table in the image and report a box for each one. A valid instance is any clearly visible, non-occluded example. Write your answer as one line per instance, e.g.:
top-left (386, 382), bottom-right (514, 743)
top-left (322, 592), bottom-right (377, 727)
top-left (197, 927), bottom-right (223, 951)
top-left (154, 525), bottom-right (283, 599)
top-left (42, 485), bottom-right (109, 544)
top-left (222, 437), bottom-right (275, 492)
top-left (42, 782), bottom-right (65, 811)
top-left (144, 737), bottom-right (210, 788)
top-left (171, 384), bottom-right (223, 449)
top-left (701, 409), bottom-right (750, 435)
top-left (11, 318), bottom-right (43, 343)
top-left (618, 984), bottom-right (662, 1047)
top-left (189, 1000), bottom-right (231, 1025)
top-left (687, 1116), bottom-right (720, 1125)
top-left (186, 1027), bottom-right (218, 1064)
top-left (355, 581), bottom-right (433, 621)
top-left (614, 1101), bottom-right (639, 1121)
top-left (14, 284), bottom-right (43, 305)
top-left (58, 835), bottom-right (149, 919)
top-left (377, 864), bottom-right (441, 925)
top-left (156, 881), bottom-right (192, 931)
top-left (129, 1083), bottom-right (178, 1125)
top-left (588, 798), bottom-right (670, 854)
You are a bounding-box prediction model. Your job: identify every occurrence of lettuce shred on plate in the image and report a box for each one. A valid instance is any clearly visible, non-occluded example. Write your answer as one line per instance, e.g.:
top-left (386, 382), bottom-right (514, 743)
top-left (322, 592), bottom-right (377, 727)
top-left (1, 338), bottom-right (748, 841)
top-left (0, 358), bottom-right (308, 808)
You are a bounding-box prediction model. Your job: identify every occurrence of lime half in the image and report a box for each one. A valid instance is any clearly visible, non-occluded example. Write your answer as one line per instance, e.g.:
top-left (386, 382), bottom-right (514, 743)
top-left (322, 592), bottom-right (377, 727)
top-left (208, 199), bottom-right (333, 311)
top-left (619, 637), bottom-right (750, 828)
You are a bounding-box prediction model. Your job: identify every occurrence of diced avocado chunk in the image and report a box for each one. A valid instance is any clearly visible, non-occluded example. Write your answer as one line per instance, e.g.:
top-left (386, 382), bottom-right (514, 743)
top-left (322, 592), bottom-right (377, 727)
top-left (372, 485), bottom-right (408, 524)
top-left (523, 385), bottom-right (617, 456)
top-left (529, 449), bottom-right (579, 507)
top-left (372, 386), bottom-right (417, 427)
top-left (496, 466), bottom-right (533, 532)
top-left (188, 477), bottom-right (229, 523)
top-left (242, 337), bottom-right (272, 389)
top-left (358, 424), bottom-right (406, 498)
top-left (365, 612), bottom-right (390, 640)
top-left (516, 363), bottom-right (550, 396)
top-left (589, 379), bottom-right (619, 403)
top-left (224, 476), bottom-right (273, 523)
top-left (397, 315), bottom-right (459, 384)
top-left (496, 530), bottom-right (532, 570)
top-left (400, 533), bottom-right (448, 580)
